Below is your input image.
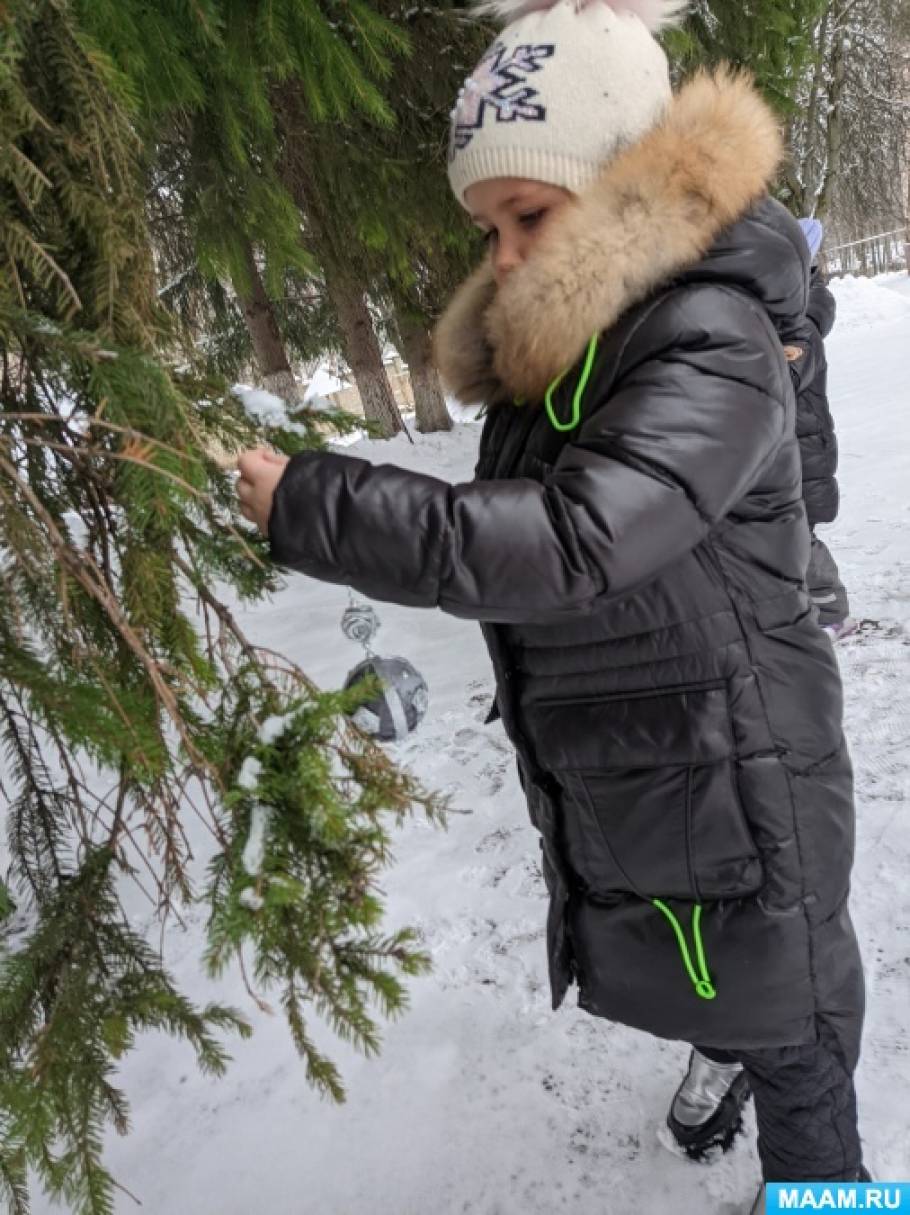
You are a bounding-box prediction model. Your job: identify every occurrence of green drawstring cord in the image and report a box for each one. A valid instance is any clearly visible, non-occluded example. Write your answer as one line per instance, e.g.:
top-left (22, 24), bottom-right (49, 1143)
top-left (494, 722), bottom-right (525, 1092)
top-left (542, 333), bottom-right (600, 432)
top-left (652, 900), bottom-right (717, 1001)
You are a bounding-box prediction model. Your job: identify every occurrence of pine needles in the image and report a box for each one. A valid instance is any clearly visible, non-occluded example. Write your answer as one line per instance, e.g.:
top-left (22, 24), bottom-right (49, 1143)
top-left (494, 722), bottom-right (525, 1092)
top-left (0, 4), bottom-right (444, 1210)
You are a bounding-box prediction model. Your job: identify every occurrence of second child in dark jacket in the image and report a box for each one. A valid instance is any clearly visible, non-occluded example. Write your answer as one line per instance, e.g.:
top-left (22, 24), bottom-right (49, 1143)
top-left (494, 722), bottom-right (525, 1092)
top-left (788, 219), bottom-right (854, 636)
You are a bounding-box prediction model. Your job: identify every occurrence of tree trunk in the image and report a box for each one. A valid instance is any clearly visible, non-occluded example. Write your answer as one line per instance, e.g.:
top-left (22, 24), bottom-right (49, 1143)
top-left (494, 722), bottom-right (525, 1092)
top-left (800, 3), bottom-right (831, 210)
top-left (782, 4), bottom-right (831, 216)
top-left (322, 262), bottom-right (403, 438)
top-left (235, 239), bottom-right (302, 403)
top-left (815, 16), bottom-right (848, 220)
top-left (396, 311), bottom-right (451, 434)
top-left (274, 110), bottom-right (403, 439)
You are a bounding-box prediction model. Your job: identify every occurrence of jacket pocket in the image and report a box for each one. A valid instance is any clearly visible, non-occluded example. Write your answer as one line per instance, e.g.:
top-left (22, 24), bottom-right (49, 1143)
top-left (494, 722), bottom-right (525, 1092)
top-left (525, 682), bottom-right (762, 902)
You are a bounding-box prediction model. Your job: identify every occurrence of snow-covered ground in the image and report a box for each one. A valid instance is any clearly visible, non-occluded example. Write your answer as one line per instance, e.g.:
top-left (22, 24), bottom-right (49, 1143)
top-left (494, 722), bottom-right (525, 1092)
top-left (32, 274), bottom-right (910, 1214)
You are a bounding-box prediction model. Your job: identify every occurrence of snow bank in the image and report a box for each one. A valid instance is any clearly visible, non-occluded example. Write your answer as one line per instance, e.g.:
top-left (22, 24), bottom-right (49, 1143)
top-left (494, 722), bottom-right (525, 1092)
top-left (878, 272), bottom-right (910, 300)
top-left (829, 274), bottom-right (910, 330)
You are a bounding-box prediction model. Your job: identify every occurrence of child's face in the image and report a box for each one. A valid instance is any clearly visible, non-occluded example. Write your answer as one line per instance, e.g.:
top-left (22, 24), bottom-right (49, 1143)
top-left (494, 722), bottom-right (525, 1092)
top-left (464, 177), bottom-right (574, 288)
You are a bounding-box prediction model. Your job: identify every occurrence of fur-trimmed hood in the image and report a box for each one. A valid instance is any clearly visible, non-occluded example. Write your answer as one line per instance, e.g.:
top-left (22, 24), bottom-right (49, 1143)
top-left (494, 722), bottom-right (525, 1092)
top-left (434, 70), bottom-right (793, 404)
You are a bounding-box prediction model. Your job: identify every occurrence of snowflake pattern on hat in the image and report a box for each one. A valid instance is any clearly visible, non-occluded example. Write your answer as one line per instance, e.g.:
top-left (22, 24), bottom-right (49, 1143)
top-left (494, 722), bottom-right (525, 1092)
top-left (449, 41), bottom-right (555, 161)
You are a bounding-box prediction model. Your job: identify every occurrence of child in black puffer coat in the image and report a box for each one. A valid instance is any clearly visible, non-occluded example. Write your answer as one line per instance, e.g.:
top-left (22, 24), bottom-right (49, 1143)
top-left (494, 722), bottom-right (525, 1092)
top-left (787, 219), bottom-right (855, 640)
top-left (237, 2), bottom-right (868, 1196)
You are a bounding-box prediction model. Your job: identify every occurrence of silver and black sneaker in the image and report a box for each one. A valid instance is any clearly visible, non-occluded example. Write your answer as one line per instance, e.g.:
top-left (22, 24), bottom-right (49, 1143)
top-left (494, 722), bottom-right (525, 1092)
top-left (667, 1049), bottom-right (751, 1161)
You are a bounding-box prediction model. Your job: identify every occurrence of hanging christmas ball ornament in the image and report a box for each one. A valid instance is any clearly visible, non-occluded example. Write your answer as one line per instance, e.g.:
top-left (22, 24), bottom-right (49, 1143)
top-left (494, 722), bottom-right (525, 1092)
top-left (344, 656), bottom-right (429, 741)
top-left (341, 602), bottom-right (381, 650)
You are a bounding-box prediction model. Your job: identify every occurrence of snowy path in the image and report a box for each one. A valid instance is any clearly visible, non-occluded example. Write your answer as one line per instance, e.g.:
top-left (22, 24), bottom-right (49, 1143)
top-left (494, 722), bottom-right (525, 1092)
top-left (30, 277), bottom-right (910, 1215)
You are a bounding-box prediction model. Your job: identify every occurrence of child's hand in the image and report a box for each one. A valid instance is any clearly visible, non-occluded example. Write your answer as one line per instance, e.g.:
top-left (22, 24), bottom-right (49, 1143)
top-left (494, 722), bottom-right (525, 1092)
top-left (237, 449), bottom-right (290, 536)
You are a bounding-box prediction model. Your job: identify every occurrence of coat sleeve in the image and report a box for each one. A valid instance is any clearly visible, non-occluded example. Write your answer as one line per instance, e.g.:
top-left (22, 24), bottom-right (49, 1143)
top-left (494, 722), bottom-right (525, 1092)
top-left (268, 287), bottom-right (791, 625)
top-left (807, 270), bottom-right (837, 338)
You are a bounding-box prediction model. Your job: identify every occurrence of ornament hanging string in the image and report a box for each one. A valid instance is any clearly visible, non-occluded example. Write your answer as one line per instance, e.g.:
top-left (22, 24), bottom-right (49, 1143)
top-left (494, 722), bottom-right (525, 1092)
top-left (340, 590), bottom-right (381, 657)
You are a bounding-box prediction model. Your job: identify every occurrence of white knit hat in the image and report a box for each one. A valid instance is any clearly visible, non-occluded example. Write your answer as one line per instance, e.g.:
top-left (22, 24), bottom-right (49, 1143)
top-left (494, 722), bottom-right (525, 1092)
top-left (448, 0), bottom-right (686, 206)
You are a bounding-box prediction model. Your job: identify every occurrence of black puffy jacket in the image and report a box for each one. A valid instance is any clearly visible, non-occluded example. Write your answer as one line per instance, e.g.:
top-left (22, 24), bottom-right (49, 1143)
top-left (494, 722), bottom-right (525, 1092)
top-left (269, 75), bottom-right (863, 1064)
top-left (791, 269), bottom-right (839, 526)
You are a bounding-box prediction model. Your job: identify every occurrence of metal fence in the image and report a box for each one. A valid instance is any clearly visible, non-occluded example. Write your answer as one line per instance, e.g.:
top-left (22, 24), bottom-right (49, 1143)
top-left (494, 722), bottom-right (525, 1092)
top-left (822, 227), bottom-right (909, 278)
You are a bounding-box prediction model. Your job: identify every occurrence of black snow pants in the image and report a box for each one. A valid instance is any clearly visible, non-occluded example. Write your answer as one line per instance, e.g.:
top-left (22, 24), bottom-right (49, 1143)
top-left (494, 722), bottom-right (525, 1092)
top-left (698, 1019), bottom-right (863, 1182)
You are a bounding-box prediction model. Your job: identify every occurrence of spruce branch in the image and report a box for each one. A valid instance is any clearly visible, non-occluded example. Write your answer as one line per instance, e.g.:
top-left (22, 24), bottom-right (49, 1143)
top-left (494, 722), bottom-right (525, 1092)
top-left (1, 5), bottom-right (447, 1210)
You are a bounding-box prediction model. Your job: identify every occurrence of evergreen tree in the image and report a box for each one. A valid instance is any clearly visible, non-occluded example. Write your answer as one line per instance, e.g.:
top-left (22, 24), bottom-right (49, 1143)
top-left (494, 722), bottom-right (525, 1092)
top-left (147, 143), bottom-right (339, 386)
top-left (277, 1), bottom-right (491, 434)
top-left (0, 4), bottom-right (441, 1211)
top-left (275, 78), bottom-right (411, 439)
top-left (666, 0), bottom-right (828, 115)
top-left (375, 1), bottom-right (491, 433)
top-left (75, 0), bottom-right (411, 432)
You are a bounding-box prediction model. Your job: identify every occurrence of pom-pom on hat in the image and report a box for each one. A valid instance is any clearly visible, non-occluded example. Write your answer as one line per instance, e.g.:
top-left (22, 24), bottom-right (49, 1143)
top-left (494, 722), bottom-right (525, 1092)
top-left (448, 0), bottom-right (687, 206)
